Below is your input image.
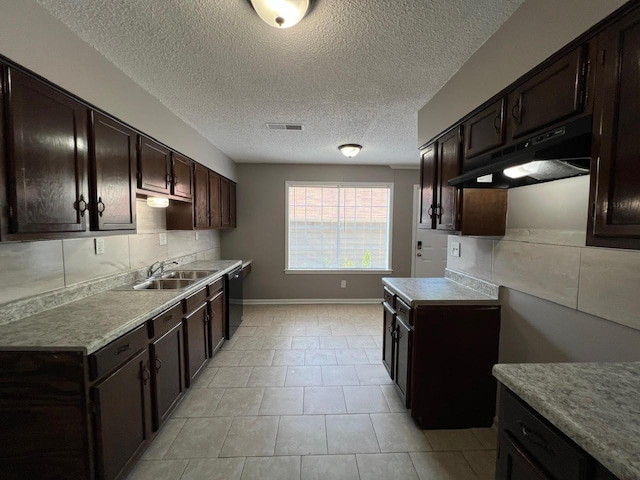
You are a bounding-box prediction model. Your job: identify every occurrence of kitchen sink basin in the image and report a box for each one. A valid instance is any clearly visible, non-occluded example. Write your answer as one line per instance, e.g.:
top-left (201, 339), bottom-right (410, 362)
top-left (132, 279), bottom-right (197, 290)
top-left (161, 270), bottom-right (217, 280)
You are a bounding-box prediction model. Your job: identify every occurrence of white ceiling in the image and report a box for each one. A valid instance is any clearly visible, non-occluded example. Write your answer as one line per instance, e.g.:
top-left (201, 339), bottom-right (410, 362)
top-left (36, 0), bottom-right (523, 166)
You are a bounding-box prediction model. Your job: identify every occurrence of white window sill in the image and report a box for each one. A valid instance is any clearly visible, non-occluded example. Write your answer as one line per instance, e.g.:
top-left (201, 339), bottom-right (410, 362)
top-left (284, 269), bottom-right (393, 275)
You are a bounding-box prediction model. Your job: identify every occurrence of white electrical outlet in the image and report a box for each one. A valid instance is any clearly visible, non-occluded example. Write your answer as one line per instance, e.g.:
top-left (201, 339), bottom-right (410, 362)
top-left (94, 238), bottom-right (105, 255)
top-left (340, 280), bottom-right (347, 288)
top-left (159, 233), bottom-right (168, 246)
top-left (451, 242), bottom-right (461, 257)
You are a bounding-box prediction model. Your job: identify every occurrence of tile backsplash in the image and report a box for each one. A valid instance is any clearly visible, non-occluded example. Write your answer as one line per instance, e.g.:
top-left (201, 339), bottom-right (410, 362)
top-left (0, 200), bottom-right (221, 305)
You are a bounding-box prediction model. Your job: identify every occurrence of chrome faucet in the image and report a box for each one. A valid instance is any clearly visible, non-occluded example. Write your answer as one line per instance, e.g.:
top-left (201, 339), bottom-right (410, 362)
top-left (147, 260), bottom-right (179, 278)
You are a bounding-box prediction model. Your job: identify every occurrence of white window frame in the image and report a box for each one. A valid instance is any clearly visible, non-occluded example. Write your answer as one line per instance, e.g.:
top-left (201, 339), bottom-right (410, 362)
top-left (284, 181), bottom-right (394, 274)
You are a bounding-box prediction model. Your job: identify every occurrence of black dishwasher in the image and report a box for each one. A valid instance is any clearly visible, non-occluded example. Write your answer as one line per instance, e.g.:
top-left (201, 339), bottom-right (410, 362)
top-left (225, 266), bottom-right (243, 339)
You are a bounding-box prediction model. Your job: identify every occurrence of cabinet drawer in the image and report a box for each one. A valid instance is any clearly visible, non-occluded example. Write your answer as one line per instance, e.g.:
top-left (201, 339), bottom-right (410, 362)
top-left (150, 302), bottom-right (183, 339)
top-left (383, 287), bottom-right (395, 310)
top-left (501, 388), bottom-right (591, 480)
top-left (396, 297), bottom-right (412, 326)
top-left (184, 287), bottom-right (207, 314)
top-left (89, 324), bottom-right (148, 380)
top-left (207, 278), bottom-right (224, 298)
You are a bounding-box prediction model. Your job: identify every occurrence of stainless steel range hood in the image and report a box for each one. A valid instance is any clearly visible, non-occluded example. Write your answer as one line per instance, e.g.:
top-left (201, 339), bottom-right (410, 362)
top-left (449, 116), bottom-right (592, 188)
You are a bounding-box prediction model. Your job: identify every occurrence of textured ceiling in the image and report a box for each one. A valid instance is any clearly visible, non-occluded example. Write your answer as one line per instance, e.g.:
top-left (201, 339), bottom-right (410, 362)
top-left (36, 0), bottom-right (523, 166)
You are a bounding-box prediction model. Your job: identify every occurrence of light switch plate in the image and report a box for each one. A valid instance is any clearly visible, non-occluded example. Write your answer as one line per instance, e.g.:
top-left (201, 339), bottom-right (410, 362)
top-left (340, 280), bottom-right (347, 288)
top-left (94, 238), bottom-right (105, 255)
top-left (451, 242), bottom-right (461, 257)
top-left (159, 233), bottom-right (168, 246)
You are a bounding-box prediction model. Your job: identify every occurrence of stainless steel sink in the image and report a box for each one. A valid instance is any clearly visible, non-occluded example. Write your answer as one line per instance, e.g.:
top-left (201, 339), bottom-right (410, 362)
top-left (132, 279), bottom-right (197, 290)
top-left (161, 270), bottom-right (217, 280)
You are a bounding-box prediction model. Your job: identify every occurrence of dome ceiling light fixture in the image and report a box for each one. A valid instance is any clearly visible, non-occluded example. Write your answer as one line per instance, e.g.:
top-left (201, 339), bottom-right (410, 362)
top-left (338, 144), bottom-right (363, 158)
top-left (249, 0), bottom-right (312, 29)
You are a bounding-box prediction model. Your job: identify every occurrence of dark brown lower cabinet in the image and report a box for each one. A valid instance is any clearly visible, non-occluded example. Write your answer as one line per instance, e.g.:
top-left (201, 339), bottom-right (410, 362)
top-left (92, 348), bottom-right (151, 480)
top-left (497, 432), bottom-right (552, 480)
top-left (209, 289), bottom-right (225, 355)
top-left (382, 302), bottom-right (395, 379)
top-left (394, 316), bottom-right (412, 407)
top-left (184, 303), bottom-right (209, 387)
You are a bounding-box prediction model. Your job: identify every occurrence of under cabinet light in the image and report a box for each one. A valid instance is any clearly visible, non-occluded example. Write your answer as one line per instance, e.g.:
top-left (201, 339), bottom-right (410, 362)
top-left (147, 196), bottom-right (169, 208)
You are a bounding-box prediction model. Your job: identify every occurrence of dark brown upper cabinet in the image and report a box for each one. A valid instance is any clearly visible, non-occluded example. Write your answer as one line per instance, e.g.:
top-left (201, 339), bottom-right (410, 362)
top-left (171, 152), bottom-right (193, 200)
top-left (220, 177), bottom-right (230, 228)
top-left (435, 128), bottom-right (462, 231)
top-left (419, 143), bottom-right (437, 228)
top-left (464, 97), bottom-right (506, 160)
top-left (588, 8), bottom-right (640, 250)
top-left (138, 135), bottom-right (171, 195)
top-left (508, 45), bottom-right (588, 140)
top-left (89, 111), bottom-right (137, 231)
top-left (208, 170), bottom-right (222, 228)
top-left (3, 66), bottom-right (89, 237)
top-left (229, 181), bottom-right (237, 228)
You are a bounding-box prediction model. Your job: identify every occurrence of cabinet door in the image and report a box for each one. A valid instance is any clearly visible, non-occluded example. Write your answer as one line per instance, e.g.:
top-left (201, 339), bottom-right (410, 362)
top-left (435, 129), bottom-right (461, 231)
top-left (193, 164), bottom-right (210, 228)
top-left (588, 10), bottom-right (640, 248)
top-left (92, 348), bottom-right (151, 480)
top-left (150, 322), bottom-right (184, 431)
top-left (90, 111), bottom-right (137, 231)
top-left (508, 46), bottom-right (587, 139)
top-left (394, 317), bottom-right (412, 408)
top-left (208, 170), bottom-right (222, 228)
top-left (496, 433), bottom-right (552, 480)
top-left (220, 177), bottom-right (230, 228)
top-left (138, 136), bottom-right (171, 195)
top-left (5, 67), bottom-right (89, 235)
top-left (184, 303), bottom-right (209, 387)
top-left (382, 302), bottom-right (395, 379)
top-left (172, 153), bottom-right (193, 200)
top-left (419, 143), bottom-right (437, 228)
top-left (209, 290), bottom-right (225, 355)
top-left (464, 98), bottom-right (506, 159)
top-left (229, 182), bottom-right (237, 228)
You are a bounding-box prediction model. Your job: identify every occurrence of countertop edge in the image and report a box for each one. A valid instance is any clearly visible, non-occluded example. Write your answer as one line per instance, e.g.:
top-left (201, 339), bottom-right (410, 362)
top-left (382, 277), bottom-right (500, 308)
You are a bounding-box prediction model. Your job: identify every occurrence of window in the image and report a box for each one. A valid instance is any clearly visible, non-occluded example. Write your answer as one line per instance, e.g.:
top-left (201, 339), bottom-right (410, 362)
top-left (286, 182), bottom-right (393, 273)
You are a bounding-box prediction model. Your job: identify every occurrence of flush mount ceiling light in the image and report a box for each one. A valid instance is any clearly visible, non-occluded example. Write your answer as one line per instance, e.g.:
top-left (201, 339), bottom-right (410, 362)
top-left (249, 0), bottom-right (311, 28)
top-left (338, 144), bottom-right (362, 158)
top-left (147, 196), bottom-right (169, 208)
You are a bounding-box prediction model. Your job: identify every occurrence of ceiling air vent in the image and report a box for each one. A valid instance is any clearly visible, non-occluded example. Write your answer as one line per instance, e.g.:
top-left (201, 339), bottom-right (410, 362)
top-left (266, 123), bottom-right (304, 131)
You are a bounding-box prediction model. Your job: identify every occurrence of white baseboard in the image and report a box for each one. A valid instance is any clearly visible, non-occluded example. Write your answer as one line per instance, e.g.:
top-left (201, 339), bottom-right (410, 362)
top-left (243, 298), bottom-right (382, 305)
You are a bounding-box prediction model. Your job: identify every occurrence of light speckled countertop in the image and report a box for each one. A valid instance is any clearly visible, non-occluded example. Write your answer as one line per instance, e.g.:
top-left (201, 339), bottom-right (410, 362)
top-left (0, 260), bottom-right (242, 354)
top-left (494, 362), bottom-right (640, 480)
top-left (382, 276), bottom-right (499, 307)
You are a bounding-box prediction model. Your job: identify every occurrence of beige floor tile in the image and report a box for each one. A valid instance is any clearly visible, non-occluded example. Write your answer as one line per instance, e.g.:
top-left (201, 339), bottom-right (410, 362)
top-left (241, 318), bottom-right (273, 327)
top-left (275, 415), bottom-right (327, 455)
top-left (410, 451), bottom-right (478, 480)
top-left (380, 385), bottom-right (407, 412)
top-left (181, 457), bottom-right (245, 480)
top-left (292, 336), bottom-right (320, 349)
top-left (296, 318), bottom-right (319, 327)
top-left (356, 326), bottom-right (382, 336)
top-left (254, 326), bottom-right (282, 336)
top-left (343, 386), bottom-right (390, 413)
top-left (285, 366), bottom-right (323, 386)
top-left (208, 367), bottom-right (253, 388)
top-left (240, 456), bottom-right (301, 480)
top-left (239, 349), bottom-right (275, 366)
top-left (370, 413), bottom-right (432, 453)
top-left (346, 335), bottom-right (377, 349)
top-left (356, 453), bottom-right (419, 480)
top-left (471, 427), bottom-right (498, 450)
top-left (220, 416), bottom-right (279, 457)
top-left (142, 418), bottom-right (186, 460)
top-left (301, 455), bottom-right (359, 480)
top-left (319, 336), bottom-right (349, 349)
top-left (165, 417), bottom-right (233, 459)
top-left (335, 348), bottom-right (370, 365)
top-left (231, 336), bottom-right (265, 350)
top-left (462, 450), bottom-right (496, 480)
top-left (127, 459), bottom-right (188, 480)
top-left (305, 349), bottom-right (337, 366)
top-left (214, 388), bottom-right (265, 416)
top-left (321, 365), bottom-right (360, 386)
top-left (373, 337), bottom-right (383, 348)
top-left (209, 350), bottom-right (243, 367)
top-left (261, 336), bottom-right (292, 349)
top-left (331, 325), bottom-right (358, 336)
top-left (304, 386), bottom-right (347, 414)
top-left (247, 366), bottom-right (287, 387)
top-left (172, 388), bottom-right (225, 418)
top-left (356, 364), bottom-right (393, 385)
top-left (235, 326), bottom-right (257, 336)
top-left (305, 325), bottom-right (333, 336)
top-left (259, 387), bottom-right (304, 415)
top-left (271, 318), bottom-right (296, 327)
top-left (190, 367), bottom-right (219, 388)
top-left (273, 349), bottom-right (306, 366)
top-left (364, 348), bottom-right (382, 364)
top-left (280, 325), bottom-right (306, 336)
top-left (326, 414), bottom-right (380, 454)
top-left (425, 430), bottom-right (484, 451)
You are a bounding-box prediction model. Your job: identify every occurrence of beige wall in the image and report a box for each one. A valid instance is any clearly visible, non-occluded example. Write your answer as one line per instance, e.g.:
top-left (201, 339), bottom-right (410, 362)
top-left (0, 201), bottom-right (221, 305)
top-left (0, 0), bottom-right (236, 180)
top-left (221, 164), bottom-right (418, 300)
